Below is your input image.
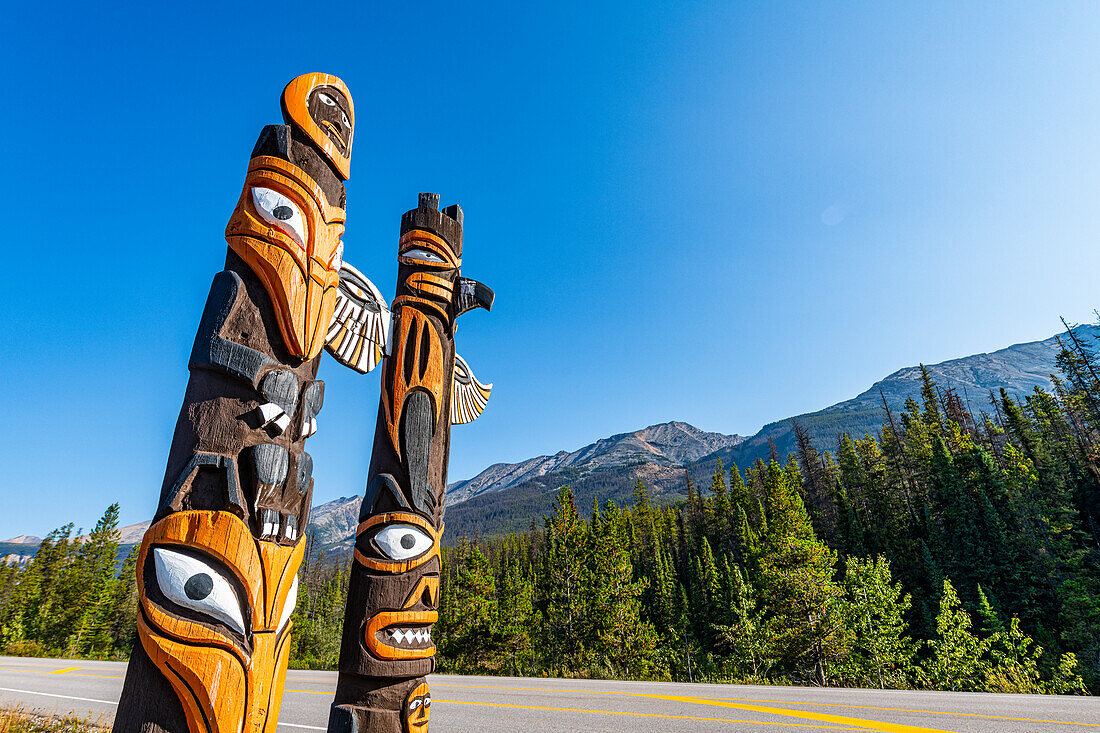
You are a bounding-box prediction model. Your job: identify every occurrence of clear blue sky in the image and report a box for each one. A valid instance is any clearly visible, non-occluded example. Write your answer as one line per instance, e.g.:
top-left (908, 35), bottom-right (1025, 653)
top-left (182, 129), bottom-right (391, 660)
top-left (4, 2), bottom-right (1100, 539)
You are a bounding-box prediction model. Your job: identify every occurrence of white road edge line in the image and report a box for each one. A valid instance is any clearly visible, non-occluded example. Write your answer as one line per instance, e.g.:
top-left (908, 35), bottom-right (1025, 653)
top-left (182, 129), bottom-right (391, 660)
top-left (0, 687), bottom-right (324, 731)
top-left (277, 724), bottom-right (325, 730)
top-left (0, 687), bottom-right (117, 705)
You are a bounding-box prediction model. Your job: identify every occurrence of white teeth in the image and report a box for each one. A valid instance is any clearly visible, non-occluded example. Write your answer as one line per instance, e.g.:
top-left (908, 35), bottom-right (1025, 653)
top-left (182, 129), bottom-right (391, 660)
top-left (388, 628), bottom-right (432, 645)
top-left (258, 403), bottom-right (283, 423)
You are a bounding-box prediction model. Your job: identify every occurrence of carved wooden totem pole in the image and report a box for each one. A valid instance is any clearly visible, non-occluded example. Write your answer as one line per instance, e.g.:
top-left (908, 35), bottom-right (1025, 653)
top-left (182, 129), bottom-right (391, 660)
top-left (113, 72), bottom-right (363, 733)
top-left (326, 194), bottom-right (494, 733)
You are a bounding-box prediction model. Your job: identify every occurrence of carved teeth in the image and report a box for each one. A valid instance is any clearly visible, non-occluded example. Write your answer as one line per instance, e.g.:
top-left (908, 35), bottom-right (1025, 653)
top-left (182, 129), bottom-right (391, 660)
top-left (388, 627), bottom-right (432, 646)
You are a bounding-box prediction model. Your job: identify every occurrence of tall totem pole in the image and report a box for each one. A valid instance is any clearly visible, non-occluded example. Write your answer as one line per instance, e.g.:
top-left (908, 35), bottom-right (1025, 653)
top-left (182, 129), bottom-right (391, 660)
top-left (326, 195), bottom-right (493, 733)
top-left (114, 72), bottom-right (494, 733)
top-left (113, 73), bottom-right (365, 733)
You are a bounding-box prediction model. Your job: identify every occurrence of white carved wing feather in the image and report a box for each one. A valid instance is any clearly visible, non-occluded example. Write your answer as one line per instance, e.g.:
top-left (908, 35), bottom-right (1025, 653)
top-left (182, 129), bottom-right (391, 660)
top-left (451, 353), bottom-right (492, 424)
top-left (325, 262), bottom-right (391, 374)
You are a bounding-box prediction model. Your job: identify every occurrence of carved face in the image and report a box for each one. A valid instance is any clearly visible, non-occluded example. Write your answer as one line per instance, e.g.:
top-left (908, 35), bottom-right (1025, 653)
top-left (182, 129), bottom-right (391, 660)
top-left (384, 228), bottom-right (462, 469)
top-left (353, 511), bottom-right (441, 668)
top-left (282, 73), bottom-right (355, 179)
top-left (404, 683), bottom-right (431, 733)
top-left (226, 156), bottom-right (344, 360)
top-left (307, 86), bottom-right (353, 155)
top-left (136, 511), bottom-right (303, 733)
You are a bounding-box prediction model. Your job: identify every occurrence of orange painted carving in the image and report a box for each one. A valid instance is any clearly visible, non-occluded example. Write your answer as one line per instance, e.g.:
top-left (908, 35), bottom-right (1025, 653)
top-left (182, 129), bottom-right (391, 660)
top-left (404, 682), bottom-right (431, 733)
top-left (363, 610), bottom-right (438, 661)
top-left (225, 156), bottom-right (345, 360)
top-left (136, 511), bottom-right (303, 733)
top-left (383, 308), bottom-right (448, 459)
top-left (281, 73), bottom-right (355, 180)
top-left (352, 512), bottom-right (441, 574)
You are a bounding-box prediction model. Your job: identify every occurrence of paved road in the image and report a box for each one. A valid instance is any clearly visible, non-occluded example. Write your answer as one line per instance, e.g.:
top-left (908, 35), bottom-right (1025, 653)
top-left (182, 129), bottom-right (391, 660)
top-left (0, 656), bottom-right (1097, 731)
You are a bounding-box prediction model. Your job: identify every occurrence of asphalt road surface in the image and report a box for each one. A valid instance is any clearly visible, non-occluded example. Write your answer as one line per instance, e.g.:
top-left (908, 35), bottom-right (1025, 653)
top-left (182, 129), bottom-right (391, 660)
top-left (0, 656), bottom-right (1097, 731)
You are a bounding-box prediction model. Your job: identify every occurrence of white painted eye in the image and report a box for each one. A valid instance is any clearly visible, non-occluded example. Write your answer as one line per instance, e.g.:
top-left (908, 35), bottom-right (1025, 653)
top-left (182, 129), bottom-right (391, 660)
top-left (341, 112), bottom-right (350, 127)
top-left (373, 524), bottom-right (433, 561)
top-left (276, 574), bottom-right (299, 633)
top-left (153, 548), bottom-right (247, 635)
top-left (409, 700), bottom-right (421, 710)
top-left (318, 93), bottom-right (336, 106)
top-left (252, 187), bottom-right (307, 247)
top-left (401, 248), bottom-right (445, 263)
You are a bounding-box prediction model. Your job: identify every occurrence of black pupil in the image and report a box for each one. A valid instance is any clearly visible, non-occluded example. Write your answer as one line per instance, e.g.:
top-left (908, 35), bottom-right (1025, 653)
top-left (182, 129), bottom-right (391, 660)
top-left (273, 205), bottom-right (293, 221)
top-left (400, 534), bottom-right (416, 550)
top-left (184, 573), bottom-right (214, 601)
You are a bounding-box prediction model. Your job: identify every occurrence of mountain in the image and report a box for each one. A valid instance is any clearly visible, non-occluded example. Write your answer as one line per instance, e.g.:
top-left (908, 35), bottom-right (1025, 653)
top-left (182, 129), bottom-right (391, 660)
top-left (709, 325), bottom-right (1099, 471)
top-left (0, 521), bottom-right (154, 567)
top-left (8, 326), bottom-right (1093, 558)
top-left (447, 421), bottom-right (744, 505)
top-left (440, 422), bottom-right (744, 540)
top-left (2, 535), bottom-right (41, 544)
top-left (304, 496), bottom-right (361, 558)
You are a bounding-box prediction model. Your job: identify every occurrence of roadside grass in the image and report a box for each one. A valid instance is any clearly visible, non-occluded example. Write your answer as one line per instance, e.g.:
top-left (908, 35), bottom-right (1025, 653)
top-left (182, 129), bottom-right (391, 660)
top-left (0, 706), bottom-right (107, 733)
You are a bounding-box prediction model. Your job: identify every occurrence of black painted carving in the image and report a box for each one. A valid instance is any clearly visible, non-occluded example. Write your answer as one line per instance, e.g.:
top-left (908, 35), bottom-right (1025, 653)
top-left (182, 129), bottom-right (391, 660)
top-left (161, 452), bottom-right (245, 517)
top-left (189, 270), bottom-right (276, 387)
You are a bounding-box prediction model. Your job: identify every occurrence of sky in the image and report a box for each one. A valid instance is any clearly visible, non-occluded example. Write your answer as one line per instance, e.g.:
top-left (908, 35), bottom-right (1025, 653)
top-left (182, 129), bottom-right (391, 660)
top-left (3, 2), bottom-right (1100, 539)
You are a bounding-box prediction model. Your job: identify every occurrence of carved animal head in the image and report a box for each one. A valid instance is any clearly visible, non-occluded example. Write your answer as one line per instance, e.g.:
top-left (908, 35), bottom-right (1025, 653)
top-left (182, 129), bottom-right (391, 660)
top-left (136, 511), bottom-right (303, 733)
top-left (282, 73), bottom-right (355, 180)
top-left (225, 156), bottom-right (345, 360)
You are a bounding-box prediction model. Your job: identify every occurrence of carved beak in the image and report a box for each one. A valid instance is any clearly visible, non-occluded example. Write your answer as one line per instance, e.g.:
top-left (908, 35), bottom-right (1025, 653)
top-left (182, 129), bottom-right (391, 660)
top-left (455, 278), bottom-right (494, 318)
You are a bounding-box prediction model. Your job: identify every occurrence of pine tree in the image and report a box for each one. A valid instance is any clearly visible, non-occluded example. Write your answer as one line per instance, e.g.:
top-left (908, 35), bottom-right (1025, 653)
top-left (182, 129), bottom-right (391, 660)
top-left (442, 546), bottom-right (498, 673)
top-left (583, 501), bottom-right (658, 677)
top-left (709, 460), bottom-right (732, 543)
top-left (67, 504), bottom-right (121, 656)
top-left (755, 461), bottom-right (847, 684)
top-left (538, 486), bottom-right (587, 671)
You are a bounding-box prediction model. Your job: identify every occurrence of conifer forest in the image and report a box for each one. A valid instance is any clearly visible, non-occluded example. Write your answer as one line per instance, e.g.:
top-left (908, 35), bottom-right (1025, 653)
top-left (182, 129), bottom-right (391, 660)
top-left (4, 327), bottom-right (1100, 694)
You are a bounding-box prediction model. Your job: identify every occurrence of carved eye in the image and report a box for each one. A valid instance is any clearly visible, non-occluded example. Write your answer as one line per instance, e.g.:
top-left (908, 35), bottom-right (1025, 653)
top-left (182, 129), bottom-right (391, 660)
top-left (373, 524), bottom-right (433, 561)
top-left (276, 575), bottom-right (298, 633)
top-left (401, 248), bottom-right (445, 264)
top-left (252, 187), bottom-right (307, 247)
top-left (318, 93), bottom-right (336, 106)
top-left (341, 112), bottom-right (351, 127)
top-left (153, 548), bottom-right (246, 635)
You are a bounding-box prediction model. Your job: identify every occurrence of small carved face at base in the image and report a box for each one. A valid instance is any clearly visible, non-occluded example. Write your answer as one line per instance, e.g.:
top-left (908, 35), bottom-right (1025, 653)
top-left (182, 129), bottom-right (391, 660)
top-left (404, 683), bottom-right (430, 733)
top-left (308, 86), bottom-right (353, 155)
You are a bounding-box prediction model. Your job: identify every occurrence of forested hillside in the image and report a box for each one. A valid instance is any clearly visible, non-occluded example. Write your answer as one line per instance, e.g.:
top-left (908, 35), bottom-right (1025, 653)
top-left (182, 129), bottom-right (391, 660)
top-left (3, 325), bottom-right (1099, 695)
top-left (296, 324), bottom-right (1100, 691)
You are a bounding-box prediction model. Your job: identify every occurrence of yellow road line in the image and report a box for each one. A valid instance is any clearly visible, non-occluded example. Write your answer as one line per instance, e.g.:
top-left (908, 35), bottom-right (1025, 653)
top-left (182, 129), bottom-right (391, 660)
top-left (404, 699), bottom-right (857, 728)
top-left (676, 693), bottom-right (1100, 728)
top-left (436, 683), bottom-right (1096, 729)
top-left (6, 671), bottom-right (1094, 730)
top-left (645, 694), bottom-right (951, 733)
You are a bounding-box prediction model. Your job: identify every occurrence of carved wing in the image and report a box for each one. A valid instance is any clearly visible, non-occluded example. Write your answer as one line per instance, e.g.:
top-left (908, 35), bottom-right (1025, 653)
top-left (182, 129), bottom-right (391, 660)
top-left (325, 262), bottom-right (391, 374)
top-left (451, 353), bottom-right (492, 424)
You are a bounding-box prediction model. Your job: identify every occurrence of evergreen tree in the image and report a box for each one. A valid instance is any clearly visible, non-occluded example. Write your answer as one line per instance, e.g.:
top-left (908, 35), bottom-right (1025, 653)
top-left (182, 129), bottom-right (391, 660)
top-left (442, 546), bottom-right (498, 673)
top-left (538, 487), bottom-right (587, 670)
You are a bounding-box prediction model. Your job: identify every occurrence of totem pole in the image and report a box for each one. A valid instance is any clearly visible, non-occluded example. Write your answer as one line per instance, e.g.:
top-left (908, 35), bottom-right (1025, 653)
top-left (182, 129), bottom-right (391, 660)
top-left (326, 194), bottom-right (494, 733)
top-left (113, 73), bottom-right (370, 733)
